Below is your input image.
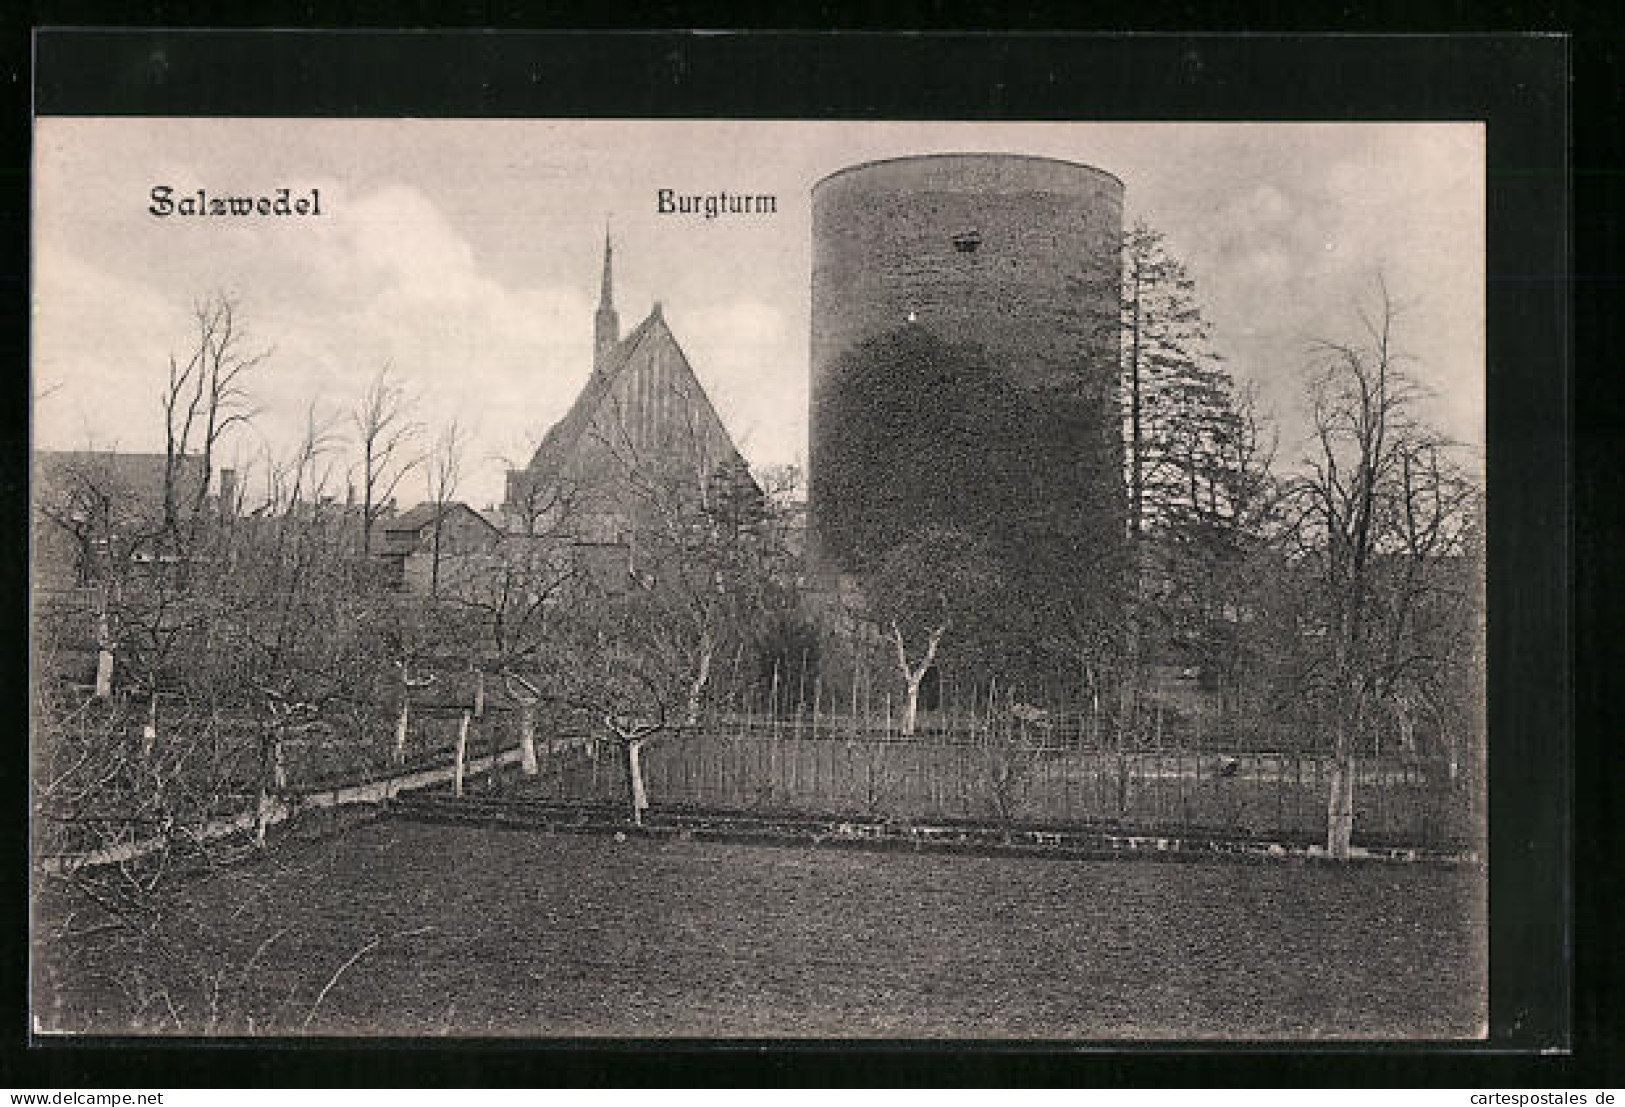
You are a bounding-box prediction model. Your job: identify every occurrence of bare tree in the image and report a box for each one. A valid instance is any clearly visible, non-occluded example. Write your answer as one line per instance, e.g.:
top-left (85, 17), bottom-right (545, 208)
top-left (34, 346), bottom-right (397, 1028)
top-left (350, 365), bottom-right (421, 556)
top-left (499, 429), bottom-right (588, 540)
top-left (435, 514), bottom-right (582, 776)
top-left (423, 417), bottom-right (466, 597)
top-left (32, 296), bottom-right (264, 721)
top-left (980, 689), bottom-right (1052, 831)
top-left (538, 371), bottom-right (792, 823)
top-left (862, 525), bottom-right (1001, 737)
top-left (1280, 278), bottom-right (1480, 858)
top-left (162, 292), bottom-right (265, 550)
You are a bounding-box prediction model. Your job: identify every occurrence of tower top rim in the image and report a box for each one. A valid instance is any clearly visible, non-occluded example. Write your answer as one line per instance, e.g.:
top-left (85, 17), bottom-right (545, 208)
top-left (812, 152), bottom-right (1124, 194)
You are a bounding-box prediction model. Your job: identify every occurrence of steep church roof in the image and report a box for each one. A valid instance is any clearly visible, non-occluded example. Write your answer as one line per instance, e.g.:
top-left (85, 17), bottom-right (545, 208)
top-left (509, 237), bottom-right (760, 532)
top-left (526, 308), bottom-right (752, 490)
top-left (525, 306), bottom-right (666, 478)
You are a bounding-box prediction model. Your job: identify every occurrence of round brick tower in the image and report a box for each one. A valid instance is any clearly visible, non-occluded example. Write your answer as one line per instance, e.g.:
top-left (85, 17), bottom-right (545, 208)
top-left (808, 154), bottom-right (1126, 606)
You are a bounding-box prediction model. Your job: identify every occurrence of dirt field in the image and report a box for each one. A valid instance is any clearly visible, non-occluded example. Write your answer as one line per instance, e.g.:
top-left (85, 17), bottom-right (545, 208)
top-left (36, 818), bottom-right (1486, 1038)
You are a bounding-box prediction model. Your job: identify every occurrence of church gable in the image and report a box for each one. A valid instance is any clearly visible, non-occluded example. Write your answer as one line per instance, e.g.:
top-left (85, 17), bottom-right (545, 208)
top-left (522, 308), bottom-right (747, 492)
top-left (584, 309), bottom-right (744, 482)
top-left (505, 240), bottom-right (760, 540)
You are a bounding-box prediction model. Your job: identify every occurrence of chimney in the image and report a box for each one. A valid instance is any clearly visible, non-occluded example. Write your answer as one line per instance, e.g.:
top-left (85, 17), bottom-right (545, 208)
top-left (218, 468), bottom-right (237, 523)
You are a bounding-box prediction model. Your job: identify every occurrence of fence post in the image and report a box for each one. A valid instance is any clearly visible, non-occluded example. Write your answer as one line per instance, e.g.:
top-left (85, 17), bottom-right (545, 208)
top-left (517, 701), bottom-right (539, 776)
top-left (770, 660), bottom-right (781, 741)
top-left (798, 647), bottom-right (809, 720)
top-left (850, 661), bottom-right (860, 739)
top-left (1154, 701), bottom-right (1164, 829)
top-left (954, 708), bottom-right (964, 818)
top-left (747, 693), bottom-right (758, 810)
top-left (681, 720), bottom-right (692, 803)
top-left (590, 730), bottom-right (601, 797)
top-left (1274, 752), bottom-right (1284, 836)
top-left (1175, 738), bottom-right (1185, 827)
top-left (1273, 752), bottom-right (1284, 835)
top-left (1039, 734), bottom-right (1050, 824)
top-left (1194, 710), bottom-right (1204, 828)
top-left (810, 714), bottom-right (819, 808)
top-left (1374, 726), bottom-right (1385, 835)
top-left (1294, 750), bottom-right (1303, 834)
top-left (393, 696), bottom-right (410, 767)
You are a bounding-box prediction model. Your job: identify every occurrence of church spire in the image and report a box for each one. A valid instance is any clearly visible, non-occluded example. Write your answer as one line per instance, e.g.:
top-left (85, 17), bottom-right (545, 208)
top-left (599, 224), bottom-right (615, 308)
top-left (594, 223), bottom-right (619, 372)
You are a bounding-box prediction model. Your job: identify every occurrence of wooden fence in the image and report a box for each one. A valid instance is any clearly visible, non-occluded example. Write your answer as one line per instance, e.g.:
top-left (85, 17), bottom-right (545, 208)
top-left (34, 674), bottom-right (1479, 852)
top-left (511, 720), bottom-right (1480, 849)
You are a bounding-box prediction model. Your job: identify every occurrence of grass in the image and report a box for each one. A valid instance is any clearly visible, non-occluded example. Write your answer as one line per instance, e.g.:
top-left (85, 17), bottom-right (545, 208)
top-left (35, 818), bottom-right (1486, 1038)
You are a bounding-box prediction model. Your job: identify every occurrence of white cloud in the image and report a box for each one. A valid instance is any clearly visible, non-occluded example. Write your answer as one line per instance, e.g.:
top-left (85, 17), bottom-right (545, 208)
top-left (35, 181), bottom-right (600, 508)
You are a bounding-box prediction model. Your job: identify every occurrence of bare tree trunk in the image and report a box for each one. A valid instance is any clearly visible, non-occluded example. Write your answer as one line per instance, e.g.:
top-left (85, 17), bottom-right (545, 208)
top-left (255, 730), bottom-right (275, 848)
top-left (890, 621), bottom-right (944, 739)
top-left (453, 711), bottom-right (469, 797)
top-left (430, 522), bottom-right (442, 597)
top-left (94, 613), bottom-right (114, 700)
top-left (518, 701), bottom-right (539, 776)
top-left (625, 738), bottom-right (649, 825)
top-left (393, 697), bottom-right (409, 766)
top-left (142, 694), bottom-right (158, 758)
top-left (255, 787), bottom-right (271, 848)
top-left (902, 673), bottom-right (923, 737)
top-left (474, 668), bottom-right (486, 718)
top-left (1324, 653), bottom-right (1363, 858)
top-left (683, 631), bottom-right (714, 729)
top-left (1326, 753), bottom-right (1356, 858)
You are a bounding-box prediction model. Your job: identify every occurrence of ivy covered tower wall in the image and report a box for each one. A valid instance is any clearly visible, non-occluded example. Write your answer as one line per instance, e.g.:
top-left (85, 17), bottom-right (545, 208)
top-left (808, 153), bottom-right (1127, 681)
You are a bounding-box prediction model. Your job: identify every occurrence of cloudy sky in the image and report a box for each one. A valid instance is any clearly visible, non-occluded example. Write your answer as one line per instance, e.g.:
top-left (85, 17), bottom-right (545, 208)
top-left (33, 119), bottom-right (1483, 508)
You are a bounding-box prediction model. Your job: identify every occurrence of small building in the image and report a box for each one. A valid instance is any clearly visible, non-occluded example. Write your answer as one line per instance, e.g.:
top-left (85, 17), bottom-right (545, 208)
top-left (32, 450), bottom-right (217, 590)
top-left (377, 501), bottom-right (503, 593)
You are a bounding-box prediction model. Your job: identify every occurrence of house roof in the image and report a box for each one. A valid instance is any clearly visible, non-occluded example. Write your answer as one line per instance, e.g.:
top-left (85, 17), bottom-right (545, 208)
top-left (33, 450), bottom-right (210, 517)
top-left (378, 501), bottom-right (501, 556)
top-left (383, 503), bottom-right (444, 534)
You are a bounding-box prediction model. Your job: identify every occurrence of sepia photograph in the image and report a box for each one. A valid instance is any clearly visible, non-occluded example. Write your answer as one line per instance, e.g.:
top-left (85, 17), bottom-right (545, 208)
top-left (30, 117), bottom-right (1488, 1039)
